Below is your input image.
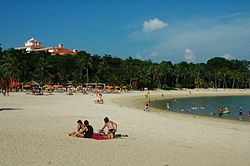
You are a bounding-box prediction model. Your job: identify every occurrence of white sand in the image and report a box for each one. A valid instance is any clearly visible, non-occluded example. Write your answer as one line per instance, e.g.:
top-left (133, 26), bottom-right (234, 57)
top-left (1, 89), bottom-right (250, 166)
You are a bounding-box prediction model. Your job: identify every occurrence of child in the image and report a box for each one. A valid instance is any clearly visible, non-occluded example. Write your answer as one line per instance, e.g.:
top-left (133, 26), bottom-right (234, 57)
top-left (99, 117), bottom-right (117, 138)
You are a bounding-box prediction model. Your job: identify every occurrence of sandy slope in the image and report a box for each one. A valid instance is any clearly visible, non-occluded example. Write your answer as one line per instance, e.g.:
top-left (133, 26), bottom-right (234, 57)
top-left (0, 89), bottom-right (250, 166)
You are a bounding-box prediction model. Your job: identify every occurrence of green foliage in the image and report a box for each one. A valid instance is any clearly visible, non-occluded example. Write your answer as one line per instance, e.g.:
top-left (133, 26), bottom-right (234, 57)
top-left (0, 49), bottom-right (249, 89)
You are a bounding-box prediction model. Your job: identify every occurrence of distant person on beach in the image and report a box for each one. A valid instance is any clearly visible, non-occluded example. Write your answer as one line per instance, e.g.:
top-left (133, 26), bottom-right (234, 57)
top-left (69, 120), bottom-right (93, 138)
top-left (248, 111), bottom-right (250, 122)
top-left (166, 102), bottom-right (170, 110)
top-left (144, 103), bottom-right (150, 112)
top-left (95, 99), bottom-right (104, 104)
top-left (147, 97), bottom-right (151, 106)
top-left (239, 107), bottom-right (243, 121)
top-left (99, 117), bottom-right (117, 138)
top-left (6, 89), bottom-right (10, 96)
top-left (217, 107), bottom-right (223, 118)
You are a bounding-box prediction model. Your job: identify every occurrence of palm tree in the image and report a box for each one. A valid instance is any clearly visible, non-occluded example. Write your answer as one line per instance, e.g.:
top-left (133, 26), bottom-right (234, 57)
top-left (0, 52), bottom-right (20, 88)
top-left (76, 51), bottom-right (93, 83)
top-left (34, 57), bottom-right (53, 83)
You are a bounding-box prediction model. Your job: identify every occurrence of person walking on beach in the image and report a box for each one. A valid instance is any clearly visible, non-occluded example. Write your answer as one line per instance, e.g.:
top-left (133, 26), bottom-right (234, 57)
top-left (239, 107), bottom-right (243, 121)
top-left (99, 117), bottom-right (117, 138)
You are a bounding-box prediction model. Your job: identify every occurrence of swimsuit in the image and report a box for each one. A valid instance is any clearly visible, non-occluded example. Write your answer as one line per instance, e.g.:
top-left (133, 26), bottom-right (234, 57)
top-left (108, 129), bottom-right (116, 133)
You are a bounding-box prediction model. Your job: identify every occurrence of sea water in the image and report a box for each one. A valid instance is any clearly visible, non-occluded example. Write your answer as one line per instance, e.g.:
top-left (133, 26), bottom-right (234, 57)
top-left (151, 96), bottom-right (250, 121)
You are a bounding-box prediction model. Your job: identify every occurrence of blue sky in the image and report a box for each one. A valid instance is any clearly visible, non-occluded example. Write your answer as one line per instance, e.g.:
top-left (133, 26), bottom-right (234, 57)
top-left (1, 0), bottom-right (250, 63)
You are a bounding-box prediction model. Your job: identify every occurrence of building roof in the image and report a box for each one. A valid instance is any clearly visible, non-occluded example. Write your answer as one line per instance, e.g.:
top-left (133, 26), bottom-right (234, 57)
top-left (53, 49), bottom-right (77, 55)
top-left (16, 38), bottom-right (77, 55)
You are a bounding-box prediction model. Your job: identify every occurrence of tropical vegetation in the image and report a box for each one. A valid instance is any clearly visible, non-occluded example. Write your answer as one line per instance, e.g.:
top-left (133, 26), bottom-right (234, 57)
top-left (0, 47), bottom-right (250, 89)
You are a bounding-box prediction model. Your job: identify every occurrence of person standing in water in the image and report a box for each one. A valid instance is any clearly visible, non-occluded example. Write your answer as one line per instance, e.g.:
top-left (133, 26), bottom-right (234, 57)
top-left (239, 107), bottom-right (243, 121)
top-left (248, 111), bottom-right (250, 122)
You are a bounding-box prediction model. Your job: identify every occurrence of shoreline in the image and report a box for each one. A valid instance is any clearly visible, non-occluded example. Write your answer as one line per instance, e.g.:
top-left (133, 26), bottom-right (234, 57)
top-left (111, 89), bottom-right (250, 123)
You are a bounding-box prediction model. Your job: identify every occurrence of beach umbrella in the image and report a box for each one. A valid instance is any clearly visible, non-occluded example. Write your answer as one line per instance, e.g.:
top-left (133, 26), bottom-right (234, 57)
top-left (87, 85), bottom-right (93, 89)
top-left (23, 85), bottom-right (31, 88)
top-left (105, 86), bottom-right (114, 89)
top-left (96, 85), bottom-right (103, 89)
top-left (115, 86), bottom-right (120, 89)
top-left (77, 85), bottom-right (83, 89)
top-left (53, 85), bottom-right (59, 89)
top-left (25, 81), bottom-right (39, 86)
top-left (122, 86), bottom-right (128, 89)
top-left (43, 84), bottom-right (53, 89)
top-left (57, 85), bottom-right (64, 88)
top-left (67, 85), bottom-right (73, 88)
top-left (43, 84), bottom-right (50, 88)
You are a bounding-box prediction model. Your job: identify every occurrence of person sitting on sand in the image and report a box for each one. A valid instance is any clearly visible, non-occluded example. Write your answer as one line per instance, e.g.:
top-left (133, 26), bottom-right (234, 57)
top-left (68, 120), bottom-right (85, 137)
top-left (99, 117), bottom-right (117, 139)
top-left (69, 120), bottom-right (93, 138)
top-left (67, 90), bottom-right (73, 95)
top-left (95, 99), bottom-right (104, 104)
top-left (144, 103), bottom-right (150, 112)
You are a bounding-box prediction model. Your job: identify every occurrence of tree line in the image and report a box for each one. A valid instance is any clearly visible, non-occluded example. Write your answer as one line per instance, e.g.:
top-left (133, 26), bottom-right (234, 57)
top-left (0, 48), bottom-right (250, 89)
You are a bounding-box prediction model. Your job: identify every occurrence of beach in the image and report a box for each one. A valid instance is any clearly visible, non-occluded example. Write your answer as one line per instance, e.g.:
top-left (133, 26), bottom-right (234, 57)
top-left (1, 89), bottom-right (250, 166)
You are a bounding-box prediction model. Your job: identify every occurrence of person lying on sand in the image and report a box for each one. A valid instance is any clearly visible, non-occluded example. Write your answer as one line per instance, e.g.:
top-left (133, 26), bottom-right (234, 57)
top-left (69, 120), bottom-right (93, 138)
top-left (99, 117), bottom-right (117, 139)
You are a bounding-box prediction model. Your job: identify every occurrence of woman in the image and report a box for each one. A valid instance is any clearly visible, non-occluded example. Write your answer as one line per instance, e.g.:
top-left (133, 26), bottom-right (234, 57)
top-left (69, 120), bottom-right (93, 138)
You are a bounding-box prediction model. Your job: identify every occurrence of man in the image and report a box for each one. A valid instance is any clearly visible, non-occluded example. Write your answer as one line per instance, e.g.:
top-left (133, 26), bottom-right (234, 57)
top-left (99, 117), bottom-right (117, 138)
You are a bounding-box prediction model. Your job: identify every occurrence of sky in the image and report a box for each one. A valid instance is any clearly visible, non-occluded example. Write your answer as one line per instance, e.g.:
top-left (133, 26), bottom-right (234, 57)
top-left (1, 0), bottom-right (250, 63)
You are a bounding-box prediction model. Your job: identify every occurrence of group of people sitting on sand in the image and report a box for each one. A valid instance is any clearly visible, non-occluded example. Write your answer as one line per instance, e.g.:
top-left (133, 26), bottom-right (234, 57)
top-left (68, 117), bottom-right (117, 139)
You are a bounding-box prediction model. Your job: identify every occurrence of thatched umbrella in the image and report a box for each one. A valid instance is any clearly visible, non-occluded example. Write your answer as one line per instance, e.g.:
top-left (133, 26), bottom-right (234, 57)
top-left (25, 81), bottom-right (39, 86)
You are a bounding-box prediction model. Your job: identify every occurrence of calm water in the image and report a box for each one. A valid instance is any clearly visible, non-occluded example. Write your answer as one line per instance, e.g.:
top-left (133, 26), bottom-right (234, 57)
top-left (151, 96), bottom-right (250, 121)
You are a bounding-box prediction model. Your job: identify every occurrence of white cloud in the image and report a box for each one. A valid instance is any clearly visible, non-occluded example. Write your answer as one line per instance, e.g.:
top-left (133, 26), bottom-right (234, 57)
top-left (135, 53), bottom-right (143, 60)
top-left (223, 53), bottom-right (232, 60)
top-left (184, 49), bottom-right (195, 62)
top-left (145, 16), bottom-right (250, 62)
top-left (149, 51), bottom-right (159, 57)
top-left (143, 18), bottom-right (168, 32)
top-left (129, 13), bottom-right (250, 62)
